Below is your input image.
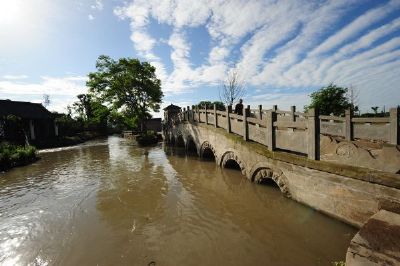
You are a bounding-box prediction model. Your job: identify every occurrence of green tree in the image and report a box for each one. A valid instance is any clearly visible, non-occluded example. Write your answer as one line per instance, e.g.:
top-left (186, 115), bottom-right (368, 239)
top-left (196, 101), bottom-right (225, 111)
top-left (304, 83), bottom-right (351, 115)
top-left (371, 106), bottom-right (379, 115)
top-left (70, 93), bottom-right (110, 131)
top-left (87, 55), bottom-right (163, 130)
top-left (197, 101), bottom-right (212, 108)
top-left (72, 94), bottom-right (93, 121)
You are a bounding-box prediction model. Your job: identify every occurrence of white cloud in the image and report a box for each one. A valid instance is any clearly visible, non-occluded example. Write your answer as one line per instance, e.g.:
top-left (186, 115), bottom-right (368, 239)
top-left (0, 75), bottom-right (88, 113)
top-left (91, 0), bottom-right (103, 11)
top-left (2, 75), bottom-right (28, 80)
top-left (0, 76), bottom-right (87, 96)
top-left (114, 0), bottom-right (400, 109)
top-left (88, 14), bottom-right (95, 20)
top-left (309, 0), bottom-right (399, 57)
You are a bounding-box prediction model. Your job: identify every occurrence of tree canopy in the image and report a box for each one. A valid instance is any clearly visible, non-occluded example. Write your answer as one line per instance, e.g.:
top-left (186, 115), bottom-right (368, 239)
top-left (86, 55), bottom-right (163, 129)
top-left (196, 101), bottom-right (225, 111)
top-left (304, 84), bottom-right (351, 116)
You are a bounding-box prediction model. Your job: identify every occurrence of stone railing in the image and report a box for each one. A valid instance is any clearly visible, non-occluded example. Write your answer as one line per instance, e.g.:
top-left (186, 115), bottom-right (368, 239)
top-left (173, 104), bottom-right (399, 161)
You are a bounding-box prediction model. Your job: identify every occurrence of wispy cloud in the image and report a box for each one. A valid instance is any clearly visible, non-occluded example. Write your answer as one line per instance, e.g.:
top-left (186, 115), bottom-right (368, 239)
top-left (0, 75), bottom-right (88, 112)
top-left (91, 0), bottom-right (103, 11)
top-left (2, 75), bottom-right (28, 80)
top-left (114, 0), bottom-right (400, 109)
top-left (0, 75), bottom-right (87, 96)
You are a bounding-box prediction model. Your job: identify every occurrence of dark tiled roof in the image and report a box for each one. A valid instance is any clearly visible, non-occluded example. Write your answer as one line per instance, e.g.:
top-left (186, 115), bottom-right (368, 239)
top-left (0, 100), bottom-right (54, 119)
top-left (163, 104), bottom-right (181, 111)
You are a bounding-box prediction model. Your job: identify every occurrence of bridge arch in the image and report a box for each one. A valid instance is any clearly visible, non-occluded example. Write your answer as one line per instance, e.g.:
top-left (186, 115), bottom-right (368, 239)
top-left (168, 133), bottom-right (175, 145)
top-left (251, 167), bottom-right (291, 197)
top-left (175, 134), bottom-right (185, 147)
top-left (220, 151), bottom-right (246, 176)
top-left (199, 141), bottom-right (217, 162)
top-left (185, 135), bottom-right (199, 155)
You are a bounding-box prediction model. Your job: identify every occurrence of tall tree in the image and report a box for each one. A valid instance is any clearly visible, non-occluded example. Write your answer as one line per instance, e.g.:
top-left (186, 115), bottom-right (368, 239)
top-left (304, 83), bottom-right (351, 116)
top-left (73, 94), bottom-right (93, 121)
top-left (371, 106), bottom-right (379, 114)
top-left (219, 68), bottom-right (245, 106)
top-left (87, 55), bottom-right (163, 130)
top-left (196, 101), bottom-right (225, 111)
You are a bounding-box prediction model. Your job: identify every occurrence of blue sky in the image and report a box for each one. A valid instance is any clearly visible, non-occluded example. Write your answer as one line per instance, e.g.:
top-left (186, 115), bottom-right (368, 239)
top-left (0, 0), bottom-right (399, 116)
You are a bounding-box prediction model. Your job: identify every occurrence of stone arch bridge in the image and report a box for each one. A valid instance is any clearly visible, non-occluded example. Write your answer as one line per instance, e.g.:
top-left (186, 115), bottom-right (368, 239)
top-left (165, 120), bottom-right (400, 229)
top-left (163, 105), bottom-right (400, 265)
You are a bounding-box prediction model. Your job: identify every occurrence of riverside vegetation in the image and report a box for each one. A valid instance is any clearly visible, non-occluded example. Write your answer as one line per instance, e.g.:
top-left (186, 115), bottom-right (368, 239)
top-left (0, 143), bottom-right (37, 171)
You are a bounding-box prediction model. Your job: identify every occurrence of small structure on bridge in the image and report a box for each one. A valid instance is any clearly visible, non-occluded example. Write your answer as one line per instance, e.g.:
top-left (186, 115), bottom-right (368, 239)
top-left (0, 99), bottom-right (57, 143)
top-left (163, 104), bottom-right (181, 124)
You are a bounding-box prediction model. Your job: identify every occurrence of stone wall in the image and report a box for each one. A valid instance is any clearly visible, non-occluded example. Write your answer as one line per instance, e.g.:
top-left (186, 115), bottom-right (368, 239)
top-left (346, 210), bottom-right (400, 265)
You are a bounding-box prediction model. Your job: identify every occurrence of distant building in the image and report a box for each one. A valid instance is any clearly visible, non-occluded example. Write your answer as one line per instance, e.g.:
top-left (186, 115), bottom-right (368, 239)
top-left (0, 100), bottom-right (57, 143)
top-left (163, 104), bottom-right (181, 124)
top-left (144, 118), bottom-right (162, 132)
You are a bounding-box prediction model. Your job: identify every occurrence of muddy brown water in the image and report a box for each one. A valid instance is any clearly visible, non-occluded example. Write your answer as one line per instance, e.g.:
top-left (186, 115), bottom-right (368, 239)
top-left (0, 136), bottom-right (356, 266)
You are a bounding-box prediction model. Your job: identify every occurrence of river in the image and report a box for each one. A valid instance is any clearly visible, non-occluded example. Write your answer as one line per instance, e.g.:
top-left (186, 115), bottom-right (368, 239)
top-left (0, 136), bottom-right (356, 266)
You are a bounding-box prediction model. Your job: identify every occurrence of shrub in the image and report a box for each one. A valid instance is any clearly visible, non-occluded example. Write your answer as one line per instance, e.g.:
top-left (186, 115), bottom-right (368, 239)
top-left (0, 143), bottom-right (37, 170)
top-left (136, 130), bottom-right (159, 146)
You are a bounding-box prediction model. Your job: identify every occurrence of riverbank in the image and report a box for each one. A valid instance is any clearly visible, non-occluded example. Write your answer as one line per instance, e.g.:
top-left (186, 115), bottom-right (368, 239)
top-left (1, 131), bottom-right (110, 171)
top-left (0, 144), bottom-right (38, 172)
top-left (32, 131), bottom-right (108, 149)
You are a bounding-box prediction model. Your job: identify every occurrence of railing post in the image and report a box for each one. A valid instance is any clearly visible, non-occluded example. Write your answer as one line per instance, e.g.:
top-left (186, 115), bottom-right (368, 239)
top-left (390, 107), bottom-right (399, 145)
top-left (192, 105), bottom-right (195, 122)
top-left (307, 108), bottom-right (320, 160)
top-left (187, 106), bottom-right (190, 122)
top-left (243, 105), bottom-right (250, 140)
top-left (345, 108), bottom-right (353, 141)
top-left (226, 105), bottom-right (232, 133)
top-left (183, 108), bottom-right (186, 121)
top-left (197, 106), bottom-right (201, 122)
top-left (205, 105), bottom-right (208, 124)
top-left (258, 105), bottom-right (263, 120)
top-left (290, 106), bottom-right (296, 122)
top-left (214, 104), bottom-right (217, 128)
top-left (266, 109), bottom-right (276, 151)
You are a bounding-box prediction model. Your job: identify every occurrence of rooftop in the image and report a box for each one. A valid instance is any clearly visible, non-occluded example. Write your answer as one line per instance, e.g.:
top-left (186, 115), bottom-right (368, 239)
top-left (0, 100), bottom-right (54, 120)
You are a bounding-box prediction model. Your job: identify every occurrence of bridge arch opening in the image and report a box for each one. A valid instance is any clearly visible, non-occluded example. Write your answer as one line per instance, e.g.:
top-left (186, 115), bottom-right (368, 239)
top-left (224, 159), bottom-right (241, 170)
top-left (220, 151), bottom-right (245, 175)
top-left (251, 167), bottom-right (291, 197)
top-left (186, 137), bottom-right (197, 155)
top-left (200, 141), bottom-right (217, 162)
top-left (256, 176), bottom-right (279, 188)
top-left (169, 135), bottom-right (175, 145)
top-left (202, 147), bottom-right (216, 161)
top-left (176, 135), bottom-right (185, 147)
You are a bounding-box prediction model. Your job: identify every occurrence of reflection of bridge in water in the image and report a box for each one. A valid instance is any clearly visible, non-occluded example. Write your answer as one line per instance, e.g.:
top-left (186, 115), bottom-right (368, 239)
top-left (164, 104), bottom-right (400, 266)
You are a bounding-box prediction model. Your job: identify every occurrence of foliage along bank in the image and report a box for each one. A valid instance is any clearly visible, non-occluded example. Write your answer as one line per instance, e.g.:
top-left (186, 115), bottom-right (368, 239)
top-left (0, 143), bottom-right (37, 172)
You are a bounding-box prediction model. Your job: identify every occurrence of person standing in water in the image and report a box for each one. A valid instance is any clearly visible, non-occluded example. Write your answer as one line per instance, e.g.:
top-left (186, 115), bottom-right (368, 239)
top-left (234, 99), bottom-right (244, 115)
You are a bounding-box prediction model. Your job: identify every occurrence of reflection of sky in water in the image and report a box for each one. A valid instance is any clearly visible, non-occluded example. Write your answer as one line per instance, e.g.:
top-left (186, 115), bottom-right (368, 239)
top-left (108, 137), bottom-right (145, 172)
top-left (0, 212), bottom-right (45, 266)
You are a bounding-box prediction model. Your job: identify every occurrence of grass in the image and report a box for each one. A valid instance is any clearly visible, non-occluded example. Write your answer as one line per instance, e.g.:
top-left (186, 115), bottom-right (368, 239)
top-left (0, 143), bottom-right (37, 171)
